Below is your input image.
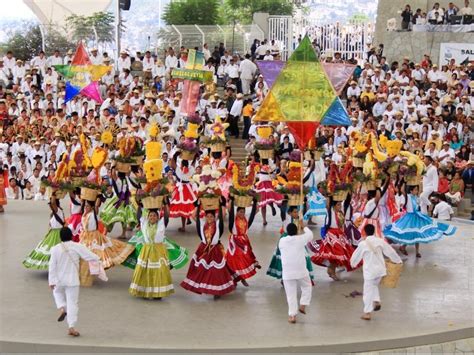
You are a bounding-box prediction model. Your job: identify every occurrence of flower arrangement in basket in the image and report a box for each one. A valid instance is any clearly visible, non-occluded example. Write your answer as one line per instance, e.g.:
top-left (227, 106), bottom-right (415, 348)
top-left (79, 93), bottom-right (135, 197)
top-left (184, 113), bottom-right (202, 140)
top-left (193, 165), bottom-right (222, 210)
top-left (326, 162), bottom-right (353, 201)
top-left (78, 147), bottom-right (109, 201)
top-left (135, 178), bottom-right (170, 209)
top-left (130, 137), bottom-right (145, 166)
top-left (230, 163), bottom-right (259, 207)
top-left (177, 138), bottom-right (200, 161)
top-left (67, 149), bottom-right (88, 184)
top-left (207, 115), bottom-right (228, 152)
top-left (42, 179), bottom-right (74, 199)
top-left (255, 137), bottom-right (277, 160)
top-left (276, 154), bottom-right (308, 206)
top-left (114, 137), bottom-right (139, 173)
top-left (398, 151), bottom-right (425, 186)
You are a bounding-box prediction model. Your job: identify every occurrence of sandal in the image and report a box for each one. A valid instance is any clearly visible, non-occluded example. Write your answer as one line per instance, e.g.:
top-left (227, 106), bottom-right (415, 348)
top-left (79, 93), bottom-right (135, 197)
top-left (288, 316), bottom-right (296, 324)
top-left (360, 314), bottom-right (371, 321)
top-left (299, 306), bottom-right (306, 314)
top-left (68, 328), bottom-right (80, 337)
top-left (374, 302), bottom-right (381, 311)
top-left (57, 311), bottom-right (67, 322)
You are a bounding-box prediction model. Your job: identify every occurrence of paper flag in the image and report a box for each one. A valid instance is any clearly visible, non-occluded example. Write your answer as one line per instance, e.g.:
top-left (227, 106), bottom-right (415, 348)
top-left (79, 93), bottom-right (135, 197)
top-left (80, 82), bottom-right (103, 104)
top-left (320, 98), bottom-right (351, 126)
top-left (256, 60), bottom-right (285, 89)
top-left (53, 65), bottom-right (76, 79)
top-left (87, 65), bottom-right (112, 81)
top-left (253, 91), bottom-right (286, 122)
top-left (65, 82), bottom-right (81, 102)
top-left (287, 122), bottom-right (320, 150)
top-left (322, 63), bottom-right (356, 96)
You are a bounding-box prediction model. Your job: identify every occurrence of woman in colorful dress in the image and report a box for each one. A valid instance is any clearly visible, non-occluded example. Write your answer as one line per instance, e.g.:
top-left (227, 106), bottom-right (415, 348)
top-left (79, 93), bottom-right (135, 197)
top-left (79, 200), bottom-right (134, 284)
top-left (123, 202), bottom-right (189, 270)
top-left (225, 197), bottom-right (260, 286)
top-left (309, 199), bottom-right (357, 281)
top-left (255, 159), bottom-right (283, 226)
top-left (169, 158), bottom-right (197, 232)
top-left (383, 185), bottom-right (457, 258)
top-left (65, 188), bottom-right (82, 242)
top-left (23, 194), bottom-right (65, 269)
top-left (181, 201), bottom-right (236, 299)
top-left (129, 208), bottom-right (174, 299)
top-left (100, 170), bottom-right (138, 239)
top-left (267, 206), bottom-right (315, 283)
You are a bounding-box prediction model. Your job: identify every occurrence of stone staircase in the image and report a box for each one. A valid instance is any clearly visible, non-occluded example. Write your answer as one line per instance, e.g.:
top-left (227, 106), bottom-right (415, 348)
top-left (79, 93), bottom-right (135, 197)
top-left (228, 121), bottom-right (248, 163)
top-left (455, 188), bottom-right (473, 219)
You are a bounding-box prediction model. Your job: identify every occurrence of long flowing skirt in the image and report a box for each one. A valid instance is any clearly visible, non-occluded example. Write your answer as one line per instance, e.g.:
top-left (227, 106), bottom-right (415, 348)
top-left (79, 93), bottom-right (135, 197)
top-left (169, 183), bottom-right (196, 218)
top-left (122, 231), bottom-right (189, 270)
top-left (80, 229), bottom-right (134, 269)
top-left (100, 195), bottom-right (138, 229)
top-left (308, 228), bottom-right (356, 271)
top-left (383, 211), bottom-right (457, 245)
top-left (255, 180), bottom-right (283, 208)
top-left (181, 242), bottom-right (236, 296)
top-left (359, 217), bottom-right (383, 238)
top-left (225, 234), bottom-right (258, 280)
top-left (267, 235), bottom-right (315, 281)
top-left (66, 213), bottom-right (82, 242)
top-left (129, 243), bottom-right (174, 298)
top-left (304, 189), bottom-right (327, 220)
top-left (23, 228), bottom-right (61, 270)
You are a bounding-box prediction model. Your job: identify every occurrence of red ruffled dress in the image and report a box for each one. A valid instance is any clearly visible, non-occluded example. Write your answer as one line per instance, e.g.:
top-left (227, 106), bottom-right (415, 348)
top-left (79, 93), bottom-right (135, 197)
top-left (255, 169), bottom-right (283, 208)
top-left (181, 219), bottom-right (237, 296)
top-left (66, 194), bottom-right (82, 242)
top-left (225, 215), bottom-right (259, 280)
top-left (169, 164), bottom-right (197, 219)
top-left (308, 209), bottom-right (356, 271)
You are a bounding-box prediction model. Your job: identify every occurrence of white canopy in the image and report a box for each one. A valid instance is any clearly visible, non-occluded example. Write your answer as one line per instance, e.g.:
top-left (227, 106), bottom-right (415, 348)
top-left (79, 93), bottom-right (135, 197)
top-left (23, 0), bottom-right (112, 26)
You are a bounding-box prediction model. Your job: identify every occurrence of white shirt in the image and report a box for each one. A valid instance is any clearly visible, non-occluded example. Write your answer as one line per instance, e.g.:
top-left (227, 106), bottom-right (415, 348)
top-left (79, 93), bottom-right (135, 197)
top-left (48, 241), bottom-right (100, 287)
top-left (423, 164), bottom-right (439, 191)
top-left (239, 59), bottom-right (257, 80)
top-left (229, 99), bottom-right (243, 116)
top-left (350, 235), bottom-right (402, 280)
top-left (165, 55), bottom-right (178, 70)
top-left (117, 56), bottom-right (131, 72)
top-left (433, 201), bottom-right (453, 220)
top-left (278, 227), bottom-right (313, 280)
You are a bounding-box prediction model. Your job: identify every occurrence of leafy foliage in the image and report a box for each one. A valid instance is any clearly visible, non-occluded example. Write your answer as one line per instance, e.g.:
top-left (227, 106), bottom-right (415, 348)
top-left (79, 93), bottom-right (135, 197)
top-left (223, 0), bottom-right (294, 24)
top-left (66, 12), bottom-right (115, 43)
top-left (163, 0), bottom-right (222, 25)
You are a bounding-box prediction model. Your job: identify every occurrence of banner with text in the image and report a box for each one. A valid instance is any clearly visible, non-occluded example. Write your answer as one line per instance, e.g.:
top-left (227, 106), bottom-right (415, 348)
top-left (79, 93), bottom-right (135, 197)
top-left (439, 42), bottom-right (474, 66)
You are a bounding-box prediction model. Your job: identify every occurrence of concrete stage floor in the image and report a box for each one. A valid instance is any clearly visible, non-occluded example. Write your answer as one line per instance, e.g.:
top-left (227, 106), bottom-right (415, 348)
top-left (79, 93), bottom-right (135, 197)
top-left (0, 200), bottom-right (472, 353)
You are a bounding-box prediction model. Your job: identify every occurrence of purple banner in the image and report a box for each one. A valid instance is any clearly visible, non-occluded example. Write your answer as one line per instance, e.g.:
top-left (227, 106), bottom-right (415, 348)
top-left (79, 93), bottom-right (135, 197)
top-left (256, 60), bottom-right (285, 89)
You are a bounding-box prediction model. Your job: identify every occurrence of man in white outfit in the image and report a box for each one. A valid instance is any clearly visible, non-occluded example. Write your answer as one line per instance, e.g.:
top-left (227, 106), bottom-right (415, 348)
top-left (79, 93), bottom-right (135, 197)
top-left (279, 221), bottom-right (314, 323)
top-left (350, 224), bottom-right (402, 321)
top-left (48, 227), bottom-right (100, 336)
top-left (239, 54), bottom-right (257, 95)
top-left (420, 155), bottom-right (438, 214)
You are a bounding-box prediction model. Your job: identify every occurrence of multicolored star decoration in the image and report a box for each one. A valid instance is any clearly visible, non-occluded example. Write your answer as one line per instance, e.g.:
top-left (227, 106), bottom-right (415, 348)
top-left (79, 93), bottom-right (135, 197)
top-left (210, 115), bottom-right (229, 141)
top-left (53, 43), bottom-right (111, 104)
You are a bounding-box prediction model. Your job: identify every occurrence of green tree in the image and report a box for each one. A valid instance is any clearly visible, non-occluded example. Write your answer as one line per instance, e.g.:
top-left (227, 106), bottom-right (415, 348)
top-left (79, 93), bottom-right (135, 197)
top-left (163, 0), bottom-right (221, 25)
top-left (66, 11), bottom-right (115, 43)
top-left (223, 0), bottom-right (294, 24)
top-left (2, 22), bottom-right (75, 61)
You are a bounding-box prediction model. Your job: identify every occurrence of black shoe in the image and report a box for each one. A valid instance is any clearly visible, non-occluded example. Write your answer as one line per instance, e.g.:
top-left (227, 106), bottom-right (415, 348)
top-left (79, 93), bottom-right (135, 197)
top-left (57, 312), bottom-right (67, 322)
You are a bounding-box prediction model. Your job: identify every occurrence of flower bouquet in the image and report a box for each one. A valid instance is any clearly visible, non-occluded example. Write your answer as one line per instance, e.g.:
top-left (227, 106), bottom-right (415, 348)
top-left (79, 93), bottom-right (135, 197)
top-left (79, 180), bottom-right (105, 202)
top-left (208, 116), bottom-right (229, 152)
top-left (131, 137), bottom-right (145, 166)
top-left (193, 165), bottom-right (222, 210)
top-left (136, 178), bottom-right (170, 209)
top-left (42, 179), bottom-right (74, 199)
top-left (277, 183), bottom-right (309, 206)
top-left (255, 138), bottom-right (277, 160)
top-left (230, 163), bottom-right (259, 207)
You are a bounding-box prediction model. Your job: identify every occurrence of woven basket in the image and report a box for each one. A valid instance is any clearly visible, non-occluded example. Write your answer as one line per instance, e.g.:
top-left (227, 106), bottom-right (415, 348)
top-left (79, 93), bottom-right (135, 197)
top-left (332, 190), bottom-right (348, 202)
top-left (314, 150), bottom-right (323, 161)
top-left (352, 156), bottom-right (365, 168)
top-left (405, 175), bottom-right (421, 186)
top-left (234, 194), bottom-right (253, 208)
top-left (181, 150), bottom-right (196, 161)
top-left (142, 196), bottom-right (164, 209)
top-left (258, 149), bottom-right (274, 160)
top-left (381, 261), bottom-right (403, 288)
top-left (79, 259), bottom-right (94, 287)
top-left (200, 197), bottom-right (220, 210)
top-left (54, 190), bottom-right (67, 200)
top-left (287, 194), bottom-right (304, 206)
top-left (132, 156), bottom-right (144, 166)
top-left (210, 142), bottom-right (226, 152)
top-left (304, 150), bottom-right (312, 161)
top-left (115, 161), bottom-right (131, 173)
top-left (364, 180), bottom-right (376, 191)
top-left (80, 187), bottom-right (99, 202)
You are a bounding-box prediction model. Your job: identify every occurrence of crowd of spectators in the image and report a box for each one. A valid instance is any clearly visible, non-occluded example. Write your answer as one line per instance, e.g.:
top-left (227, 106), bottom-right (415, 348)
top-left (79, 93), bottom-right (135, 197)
top-left (400, 1), bottom-right (473, 29)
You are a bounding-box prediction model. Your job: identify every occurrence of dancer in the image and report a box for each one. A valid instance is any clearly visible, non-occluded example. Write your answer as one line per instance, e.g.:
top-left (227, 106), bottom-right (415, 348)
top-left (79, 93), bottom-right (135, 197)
top-left (255, 159), bottom-right (282, 226)
top-left (225, 197), bottom-right (260, 286)
top-left (49, 227), bottom-right (101, 337)
top-left (79, 199), bottom-right (134, 284)
top-left (383, 185), bottom-right (457, 258)
top-left (350, 224), bottom-right (402, 321)
top-left (129, 208), bottom-right (174, 299)
top-left (66, 188), bottom-right (82, 242)
top-left (181, 201), bottom-right (236, 298)
top-left (123, 202), bottom-right (188, 270)
top-left (280, 221), bottom-right (314, 324)
top-left (23, 193), bottom-right (65, 269)
top-left (267, 206), bottom-right (315, 283)
top-left (309, 199), bottom-right (357, 281)
top-left (100, 169), bottom-right (138, 239)
top-left (169, 157), bottom-right (197, 232)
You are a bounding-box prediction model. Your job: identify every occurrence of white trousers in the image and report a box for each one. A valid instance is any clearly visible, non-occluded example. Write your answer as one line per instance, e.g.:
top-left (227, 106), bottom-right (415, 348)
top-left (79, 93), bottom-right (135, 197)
top-left (53, 286), bottom-right (79, 328)
top-left (241, 78), bottom-right (252, 95)
top-left (420, 189), bottom-right (433, 214)
top-left (283, 276), bottom-right (312, 316)
top-left (363, 277), bottom-right (381, 313)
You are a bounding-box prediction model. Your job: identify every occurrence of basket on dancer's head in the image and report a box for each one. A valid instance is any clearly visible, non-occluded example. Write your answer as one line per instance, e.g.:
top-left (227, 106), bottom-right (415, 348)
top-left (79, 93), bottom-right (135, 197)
top-left (131, 155), bottom-right (144, 166)
top-left (115, 161), bottom-right (132, 173)
top-left (287, 194), bottom-right (304, 207)
top-left (200, 196), bottom-right (220, 210)
top-left (209, 141), bottom-right (226, 153)
top-left (142, 195), bottom-right (164, 209)
top-left (352, 156), bottom-right (365, 168)
top-left (255, 138), bottom-right (276, 161)
top-left (180, 150), bottom-right (196, 161)
top-left (234, 194), bottom-right (253, 208)
top-left (381, 261), bottom-right (403, 288)
top-left (80, 187), bottom-right (99, 202)
top-left (332, 189), bottom-right (349, 202)
top-left (405, 175), bottom-right (421, 186)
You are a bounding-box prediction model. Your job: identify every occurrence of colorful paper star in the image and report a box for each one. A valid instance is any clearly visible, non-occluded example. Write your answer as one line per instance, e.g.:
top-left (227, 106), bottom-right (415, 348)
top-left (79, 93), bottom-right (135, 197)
top-left (53, 43), bottom-right (112, 104)
top-left (210, 115), bottom-right (229, 140)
